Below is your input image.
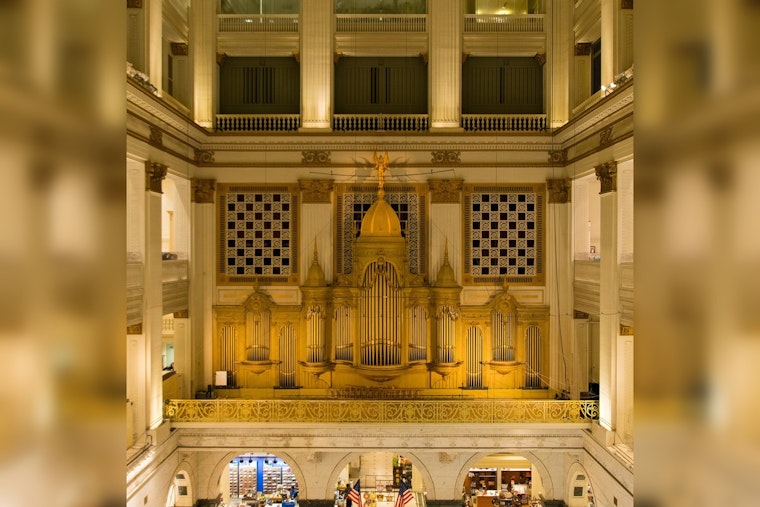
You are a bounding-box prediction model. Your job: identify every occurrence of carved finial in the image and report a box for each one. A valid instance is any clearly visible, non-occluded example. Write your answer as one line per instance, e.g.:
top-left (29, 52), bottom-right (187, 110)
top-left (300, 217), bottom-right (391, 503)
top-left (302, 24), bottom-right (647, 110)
top-left (373, 151), bottom-right (390, 198)
top-left (443, 237), bottom-right (450, 265)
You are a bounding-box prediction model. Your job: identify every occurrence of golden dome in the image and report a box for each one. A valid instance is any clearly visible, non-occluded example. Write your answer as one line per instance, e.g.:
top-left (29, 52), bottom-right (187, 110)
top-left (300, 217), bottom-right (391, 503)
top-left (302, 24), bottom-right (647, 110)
top-left (359, 195), bottom-right (402, 237)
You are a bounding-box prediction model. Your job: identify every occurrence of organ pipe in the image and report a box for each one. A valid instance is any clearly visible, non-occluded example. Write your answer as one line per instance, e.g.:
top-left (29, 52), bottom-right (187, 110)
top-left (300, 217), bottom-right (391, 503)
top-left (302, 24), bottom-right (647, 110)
top-left (491, 311), bottom-right (514, 361)
top-left (221, 324), bottom-right (236, 372)
top-left (279, 325), bottom-right (296, 387)
top-left (307, 302), bottom-right (325, 363)
top-left (525, 324), bottom-right (542, 388)
top-left (360, 261), bottom-right (401, 366)
top-left (466, 326), bottom-right (483, 388)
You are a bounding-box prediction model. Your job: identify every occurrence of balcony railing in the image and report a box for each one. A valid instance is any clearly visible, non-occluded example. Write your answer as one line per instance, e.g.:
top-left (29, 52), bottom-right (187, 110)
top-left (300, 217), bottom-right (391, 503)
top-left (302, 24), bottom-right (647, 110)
top-left (333, 114), bottom-right (428, 132)
top-left (336, 14), bottom-right (427, 32)
top-left (216, 114), bottom-right (301, 132)
top-left (165, 398), bottom-right (598, 424)
top-left (461, 114), bottom-right (547, 132)
top-left (464, 14), bottom-right (544, 32)
top-left (218, 14), bottom-right (299, 33)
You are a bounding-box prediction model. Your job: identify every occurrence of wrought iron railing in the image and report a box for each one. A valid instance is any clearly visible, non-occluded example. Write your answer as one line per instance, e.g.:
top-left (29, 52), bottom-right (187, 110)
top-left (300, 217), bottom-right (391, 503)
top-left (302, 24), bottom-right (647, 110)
top-left (218, 14), bottom-right (299, 33)
top-left (165, 399), bottom-right (598, 424)
top-left (461, 114), bottom-right (547, 132)
top-left (463, 14), bottom-right (544, 32)
top-left (336, 14), bottom-right (426, 32)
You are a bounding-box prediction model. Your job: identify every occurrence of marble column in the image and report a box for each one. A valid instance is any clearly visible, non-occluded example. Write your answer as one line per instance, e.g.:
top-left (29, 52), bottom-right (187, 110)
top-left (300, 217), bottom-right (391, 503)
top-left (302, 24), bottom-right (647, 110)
top-left (191, 178), bottom-right (216, 391)
top-left (547, 0), bottom-right (573, 128)
top-left (147, 0), bottom-right (163, 95)
top-left (545, 179), bottom-right (574, 396)
top-left (595, 161), bottom-right (618, 431)
top-left (300, 0), bottom-right (333, 130)
top-left (601, 0), bottom-right (633, 88)
top-left (173, 310), bottom-right (191, 399)
top-left (572, 43), bottom-right (593, 109)
top-left (190, 0), bottom-right (217, 128)
top-left (428, 0), bottom-right (463, 131)
top-left (144, 161), bottom-right (167, 430)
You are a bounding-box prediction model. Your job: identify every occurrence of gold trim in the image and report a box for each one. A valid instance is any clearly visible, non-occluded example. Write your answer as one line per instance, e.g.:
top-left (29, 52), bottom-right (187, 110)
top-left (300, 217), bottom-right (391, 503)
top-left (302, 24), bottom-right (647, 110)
top-left (428, 178), bottom-right (463, 203)
top-left (165, 399), bottom-right (599, 424)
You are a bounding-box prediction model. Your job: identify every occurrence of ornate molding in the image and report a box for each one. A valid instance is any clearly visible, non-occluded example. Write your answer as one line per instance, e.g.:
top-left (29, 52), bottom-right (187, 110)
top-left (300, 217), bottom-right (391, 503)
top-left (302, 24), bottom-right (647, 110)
top-left (194, 149), bottom-right (215, 165)
top-left (191, 178), bottom-right (216, 203)
top-left (170, 42), bottom-right (188, 56)
top-left (599, 126), bottom-right (614, 147)
top-left (621, 0), bottom-right (633, 9)
top-left (575, 43), bottom-right (592, 56)
top-left (145, 161), bottom-right (167, 193)
top-left (428, 178), bottom-right (463, 203)
top-left (534, 53), bottom-right (547, 66)
top-left (127, 323), bottom-right (143, 334)
top-left (127, 0), bottom-right (143, 8)
top-left (546, 178), bottom-right (572, 204)
top-left (595, 161), bottom-right (618, 194)
top-left (431, 150), bottom-right (461, 165)
top-left (301, 150), bottom-right (331, 165)
top-left (149, 125), bottom-right (163, 146)
top-left (299, 179), bottom-right (334, 204)
top-left (548, 149), bottom-right (567, 166)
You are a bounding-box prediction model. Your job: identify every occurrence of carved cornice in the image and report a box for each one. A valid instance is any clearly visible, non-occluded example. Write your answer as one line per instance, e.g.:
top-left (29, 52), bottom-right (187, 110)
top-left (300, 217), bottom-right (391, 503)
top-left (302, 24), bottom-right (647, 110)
top-left (621, 0), bottom-right (633, 9)
top-left (149, 125), bottom-right (163, 146)
top-left (595, 161), bottom-right (618, 194)
top-left (192, 178), bottom-right (216, 203)
top-left (194, 149), bottom-right (215, 165)
top-left (299, 179), bottom-right (334, 204)
top-left (599, 126), bottom-right (614, 147)
top-left (547, 178), bottom-right (572, 204)
top-left (301, 150), bottom-right (331, 165)
top-left (534, 53), bottom-right (547, 66)
top-left (431, 150), bottom-right (461, 165)
top-left (548, 149), bottom-right (567, 166)
top-left (428, 179), bottom-right (463, 203)
top-left (127, 0), bottom-right (143, 8)
top-left (575, 43), bottom-right (592, 56)
top-left (170, 43), bottom-right (188, 56)
top-left (145, 161), bottom-right (167, 193)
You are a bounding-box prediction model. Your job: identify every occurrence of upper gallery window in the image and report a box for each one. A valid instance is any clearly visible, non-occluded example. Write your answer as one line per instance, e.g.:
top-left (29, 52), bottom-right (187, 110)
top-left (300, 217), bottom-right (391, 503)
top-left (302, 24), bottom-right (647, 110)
top-left (221, 0), bottom-right (300, 15)
top-left (466, 0), bottom-right (545, 15)
top-left (335, 0), bottom-right (426, 14)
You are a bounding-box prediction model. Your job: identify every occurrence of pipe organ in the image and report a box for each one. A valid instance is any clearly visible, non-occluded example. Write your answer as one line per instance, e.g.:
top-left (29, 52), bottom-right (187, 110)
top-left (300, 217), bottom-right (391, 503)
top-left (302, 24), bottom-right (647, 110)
top-left (211, 173), bottom-right (550, 396)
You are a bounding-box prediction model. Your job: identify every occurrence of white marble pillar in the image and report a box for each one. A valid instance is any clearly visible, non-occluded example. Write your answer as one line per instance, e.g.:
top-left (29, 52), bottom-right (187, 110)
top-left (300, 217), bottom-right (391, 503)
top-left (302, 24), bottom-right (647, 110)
top-left (428, 180), bottom-right (463, 285)
top-left (190, 0), bottom-right (217, 128)
top-left (601, 0), bottom-right (632, 87)
top-left (547, 0), bottom-right (573, 128)
top-left (190, 178), bottom-right (217, 392)
top-left (147, 0), bottom-right (163, 96)
top-left (595, 161), bottom-right (618, 431)
top-left (428, 0), bottom-right (463, 131)
top-left (300, 0), bottom-right (333, 130)
top-left (144, 161), bottom-right (167, 429)
top-left (173, 312), bottom-right (191, 399)
top-left (573, 316), bottom-right (590, 399)
top-left (299, 179), bottom-right (335, 284)
top-left (127, 2), bottom-right (146, 71)
top-left (572, 43), bottom-right (592, 109)
top-left (545, 179), bottom-right (574, 396)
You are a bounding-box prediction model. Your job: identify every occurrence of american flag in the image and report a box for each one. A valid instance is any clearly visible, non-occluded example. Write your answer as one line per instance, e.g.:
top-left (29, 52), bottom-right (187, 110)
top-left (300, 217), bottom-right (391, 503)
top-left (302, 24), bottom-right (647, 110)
top-left (394, 481), bottom-right (414, 507)
top-left (347, 480), bottom-right (361, 507)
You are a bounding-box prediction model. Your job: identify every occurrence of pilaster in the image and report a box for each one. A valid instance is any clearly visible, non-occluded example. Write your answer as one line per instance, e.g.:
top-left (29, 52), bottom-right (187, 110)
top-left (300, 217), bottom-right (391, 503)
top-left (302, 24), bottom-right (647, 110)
top-left (190, 0), bottom-right (217, 128)
top-left (300, 0), bottom-right (333, 130)
top-left (547, 0), bottom-right (573, 128)
top-left (601, 0), bottom-right (632, 88)
top-left (147, 0), bottom-right (163, 96)
top-left (299, 179), bottom-right (334, 284)
top-left (144, 161), bottom-right (166, 429)
top-left (595, 161), bottom-right (618, 431)
top-left (429, 0), bottom-right (463, 130)
top-left (545, 179), bottom-right (574, 396)
top-left (191, 178), bottom-right (216, 391)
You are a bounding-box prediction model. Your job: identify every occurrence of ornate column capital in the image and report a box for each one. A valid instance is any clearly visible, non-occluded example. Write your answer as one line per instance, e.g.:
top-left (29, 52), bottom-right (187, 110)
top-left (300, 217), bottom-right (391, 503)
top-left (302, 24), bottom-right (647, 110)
top-left (595, 161), bottom-right (618, 194)
top-left (575, 43), bottom-right (592, 56)
top-left (621, 0), bottom-right (634, 9)
top-left (547, 178), bottom-right (572, 203)
top-left (174, 309), bottom-right (189, 318)
top-left (145, 161), bottom-right (167, 193)
top-left (127, 0), bottom-right (143, 8)
top-left (127, 323), bottom-right (143, 334)
top-left (428, 178), bottom-right (463, 203)
top-left (534, 53), bottom-right (547, 66)
top-left (170, 43), bottom-right (188, 56)
top-left (191, 178), bottom-right (216, 203)
top-left (431, 150), bottom-right (461, 165)
top-left (299, 178), bottom-right (334, 203)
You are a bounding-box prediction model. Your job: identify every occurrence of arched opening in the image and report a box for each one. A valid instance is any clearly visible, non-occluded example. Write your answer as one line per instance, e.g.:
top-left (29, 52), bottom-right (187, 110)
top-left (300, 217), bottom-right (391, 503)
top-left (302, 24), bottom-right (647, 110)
top-left (166, 470), bottom-right (193, 507)
top-left (223, 453), bottom-right (300, 507)
top-left (566, 463), bottom-right (595, 507)
top-left (334, 451), bottom-right (429, 507)
top-left (461, 453), bottom-right (545, 507)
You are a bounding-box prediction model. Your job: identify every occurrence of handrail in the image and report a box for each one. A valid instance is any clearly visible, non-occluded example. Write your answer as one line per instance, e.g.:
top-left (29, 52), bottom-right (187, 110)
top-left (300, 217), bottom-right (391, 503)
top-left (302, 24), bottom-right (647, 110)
top-left (333, 114), bottom-right (428, 132)
top-left (216, 114), bottom-right (301, 132)
top-left (464, 14), bottom-right (544, 33)
top-left (336, 14), bottom-right (427, 33)
top-left (461, 114), bottom-right (547, 132)
top-left (218, 14), bottom-right (299, 33)
top-left (165, 398), bottom-right (599, 423)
